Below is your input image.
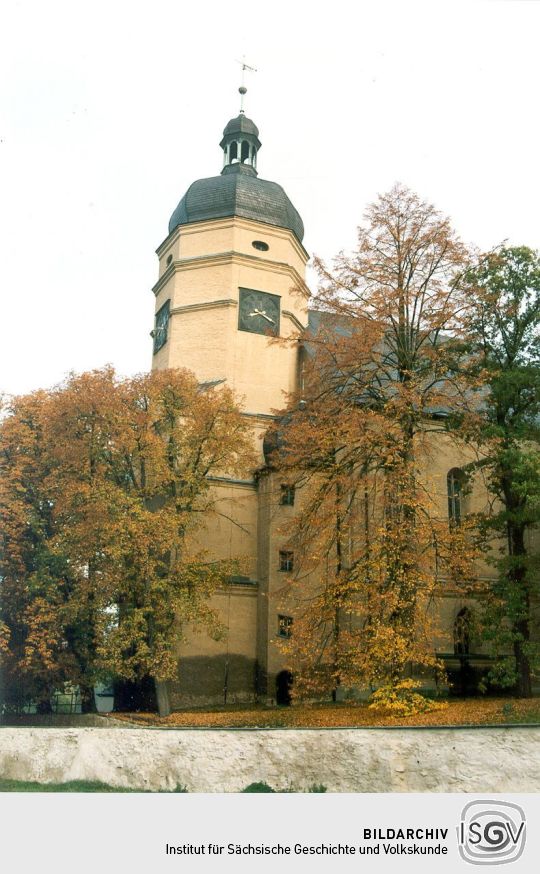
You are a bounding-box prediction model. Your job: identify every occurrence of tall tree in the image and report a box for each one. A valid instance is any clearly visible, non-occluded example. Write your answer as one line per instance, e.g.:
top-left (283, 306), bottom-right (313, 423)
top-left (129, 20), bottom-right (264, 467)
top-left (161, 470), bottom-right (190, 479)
top-left (0, 391), bottom-right (75, 712)
top-left (270, 184), bottom-right (477, 700)
top-left (0, 367), bottom-right (254, 713)
top-left (463, 246), bottom-right (540, 697)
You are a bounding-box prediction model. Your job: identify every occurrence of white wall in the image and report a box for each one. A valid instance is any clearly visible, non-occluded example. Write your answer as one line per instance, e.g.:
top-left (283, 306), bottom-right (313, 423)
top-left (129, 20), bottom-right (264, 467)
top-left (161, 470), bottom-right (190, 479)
top-left (0, 727), bottom-right (539, 792)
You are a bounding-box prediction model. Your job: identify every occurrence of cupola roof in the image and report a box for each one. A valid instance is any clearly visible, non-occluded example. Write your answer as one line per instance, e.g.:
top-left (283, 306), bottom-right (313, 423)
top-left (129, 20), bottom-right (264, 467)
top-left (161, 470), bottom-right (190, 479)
top-left (168, 110), bottom-right (304, 243)
top-left (221, 113), bottom-right (260, 140)
top-left (168, 173), bottom-right (304, 241)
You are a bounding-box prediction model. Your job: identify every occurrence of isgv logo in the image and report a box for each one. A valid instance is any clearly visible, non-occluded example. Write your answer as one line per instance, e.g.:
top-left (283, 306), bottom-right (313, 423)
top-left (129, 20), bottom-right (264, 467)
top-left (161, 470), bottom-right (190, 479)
top-left (458, 800), bottom-right (526, 865)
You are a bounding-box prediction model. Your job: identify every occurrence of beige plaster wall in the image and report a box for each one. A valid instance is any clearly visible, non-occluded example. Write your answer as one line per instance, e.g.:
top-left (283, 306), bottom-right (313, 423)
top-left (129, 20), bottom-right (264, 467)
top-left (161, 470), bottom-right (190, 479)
top-left (156, 217), bottom-right (308, 280)
top-left (194, 482), bottom-right (258, 570)
top-left (151, 215), bottom-right (308, 419)
top-left (171, 586), bottom-right (258, 707)
top-left (168, 480), bottom-right (260, 706)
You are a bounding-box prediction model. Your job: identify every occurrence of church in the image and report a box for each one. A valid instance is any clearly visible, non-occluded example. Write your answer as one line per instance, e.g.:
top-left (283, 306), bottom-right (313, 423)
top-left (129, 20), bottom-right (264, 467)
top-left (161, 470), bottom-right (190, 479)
top-left (150, 103), bottom-right (489, 709)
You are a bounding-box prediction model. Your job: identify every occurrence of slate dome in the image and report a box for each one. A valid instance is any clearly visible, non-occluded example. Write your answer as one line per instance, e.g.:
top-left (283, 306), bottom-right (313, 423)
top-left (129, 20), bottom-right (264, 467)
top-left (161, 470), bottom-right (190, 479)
top-left (168, 172), bottom-right (304, 241)
top-left (221, 113), bottom-right (260, 139)
top-left (168, 113), bottom-right (304, 243)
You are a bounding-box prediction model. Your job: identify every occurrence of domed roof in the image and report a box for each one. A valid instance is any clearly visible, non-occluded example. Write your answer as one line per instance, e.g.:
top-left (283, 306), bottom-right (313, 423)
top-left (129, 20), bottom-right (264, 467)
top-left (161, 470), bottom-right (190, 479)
top-left (222, 113), bottom-right (259, 139)
top-left (168, 169), bottom-right (305, 242)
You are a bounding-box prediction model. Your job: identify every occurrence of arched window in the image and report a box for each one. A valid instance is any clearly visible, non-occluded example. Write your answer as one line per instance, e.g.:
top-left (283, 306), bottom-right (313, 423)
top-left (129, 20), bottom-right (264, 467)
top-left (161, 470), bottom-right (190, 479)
top-left (276, 670), bottom-right (293, 706)
top-left (447, 467), bottom-right (465, 526)
top-left (454, 607), bottom-right (471, 656)
top-left (229, 141), bottom-right (238, 162)
top-left (241, 140), bottom-right (250, 163)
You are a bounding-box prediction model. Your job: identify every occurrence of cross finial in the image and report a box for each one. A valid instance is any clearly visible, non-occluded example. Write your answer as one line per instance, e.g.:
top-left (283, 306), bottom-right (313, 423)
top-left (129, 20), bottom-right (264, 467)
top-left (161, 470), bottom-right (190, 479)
top-left (235, 56), bottom-right (257, 113)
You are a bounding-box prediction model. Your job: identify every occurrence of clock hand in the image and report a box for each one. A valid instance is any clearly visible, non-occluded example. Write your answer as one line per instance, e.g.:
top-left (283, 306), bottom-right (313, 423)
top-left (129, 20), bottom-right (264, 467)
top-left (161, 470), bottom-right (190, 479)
top-left (250, 309), bottom-right (275, 324)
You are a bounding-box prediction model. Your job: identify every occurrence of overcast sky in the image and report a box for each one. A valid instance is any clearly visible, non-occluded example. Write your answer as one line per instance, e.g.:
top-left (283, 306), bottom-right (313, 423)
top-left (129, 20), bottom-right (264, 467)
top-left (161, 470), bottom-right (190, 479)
top-left (1, 0), bottom-right (539, 396)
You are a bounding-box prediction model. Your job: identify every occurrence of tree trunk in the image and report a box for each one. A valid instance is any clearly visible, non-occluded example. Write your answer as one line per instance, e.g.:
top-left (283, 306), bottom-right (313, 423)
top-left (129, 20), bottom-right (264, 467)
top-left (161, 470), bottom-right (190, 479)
top-left (79, 683), bottom-right (97, 713)
top-left (332, 477), bottom-right (343, 701)
top-left (514, 630), bottom-right (532, 698)
top-left (508, 520), bottom-right (532, 698)
top-left (155, 679), bottom-right (171, 717)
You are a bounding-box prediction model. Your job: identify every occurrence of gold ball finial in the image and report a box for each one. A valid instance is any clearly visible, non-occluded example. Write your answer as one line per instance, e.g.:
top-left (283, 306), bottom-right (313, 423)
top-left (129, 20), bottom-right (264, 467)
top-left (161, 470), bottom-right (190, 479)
top-left (239, 85), bottom-right (247, 113)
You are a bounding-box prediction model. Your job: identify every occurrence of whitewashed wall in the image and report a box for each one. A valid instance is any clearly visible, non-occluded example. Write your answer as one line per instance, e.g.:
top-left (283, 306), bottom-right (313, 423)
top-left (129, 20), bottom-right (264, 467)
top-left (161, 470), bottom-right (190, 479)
top-left (0, 727), bottom-right (539, 792)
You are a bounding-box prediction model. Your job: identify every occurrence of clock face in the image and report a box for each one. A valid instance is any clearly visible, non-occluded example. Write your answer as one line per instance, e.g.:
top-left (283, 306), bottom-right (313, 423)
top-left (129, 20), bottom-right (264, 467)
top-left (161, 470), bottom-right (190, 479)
top-left (153, 299), bottom-right (170, 354)
top-left (238, 288), bottom-right (280, 336)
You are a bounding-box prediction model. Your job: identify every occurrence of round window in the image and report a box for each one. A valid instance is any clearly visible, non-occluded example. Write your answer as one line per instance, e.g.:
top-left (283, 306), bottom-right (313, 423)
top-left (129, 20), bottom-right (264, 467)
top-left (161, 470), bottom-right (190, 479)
top-left (166, 254), bottom-right (173, 266)
top-left (252, 240), bottom-right (269, 252)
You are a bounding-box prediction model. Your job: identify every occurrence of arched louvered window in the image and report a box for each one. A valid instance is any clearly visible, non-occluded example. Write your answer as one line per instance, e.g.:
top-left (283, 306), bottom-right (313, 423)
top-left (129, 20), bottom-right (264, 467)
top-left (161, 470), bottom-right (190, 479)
top-left (454, 607), bottom-right (471, 656)
top-left (447, 467), bottom-right (465, 526)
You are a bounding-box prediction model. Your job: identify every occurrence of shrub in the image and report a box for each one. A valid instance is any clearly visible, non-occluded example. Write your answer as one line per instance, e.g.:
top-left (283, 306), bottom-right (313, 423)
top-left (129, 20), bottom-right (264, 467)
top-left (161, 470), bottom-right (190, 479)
top-left (241, 781), bottom-right (327, 793)
top-left (242, 782), bottom-right (275, 793)
top-left (369, 679), bottom-right (448, 716)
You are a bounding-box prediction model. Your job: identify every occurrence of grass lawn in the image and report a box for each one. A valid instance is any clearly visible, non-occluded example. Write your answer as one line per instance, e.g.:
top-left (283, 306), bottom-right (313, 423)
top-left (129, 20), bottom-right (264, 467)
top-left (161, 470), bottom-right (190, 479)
top-left (0, 779), bottom-right (189, 792)
top-left (0, 779), bottom-right (141, 792)
top-left (0, 778), bottom-right (325, 794)
top-left (107, 697), bottom-right (540, 729)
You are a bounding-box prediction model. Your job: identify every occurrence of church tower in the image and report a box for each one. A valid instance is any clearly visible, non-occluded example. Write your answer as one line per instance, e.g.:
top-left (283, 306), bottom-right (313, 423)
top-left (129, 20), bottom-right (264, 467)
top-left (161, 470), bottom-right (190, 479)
top-left (150, 101), bottom-right (308, 706)
top-left (152, 106), bottom-right (309, 453)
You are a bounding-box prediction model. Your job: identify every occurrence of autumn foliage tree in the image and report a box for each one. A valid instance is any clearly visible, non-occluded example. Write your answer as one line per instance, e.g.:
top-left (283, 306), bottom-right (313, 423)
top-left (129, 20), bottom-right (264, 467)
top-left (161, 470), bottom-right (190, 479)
top-left (270, 184), bottom-right (478, 702)
top-left (0, 367), bottom-right (254, 713)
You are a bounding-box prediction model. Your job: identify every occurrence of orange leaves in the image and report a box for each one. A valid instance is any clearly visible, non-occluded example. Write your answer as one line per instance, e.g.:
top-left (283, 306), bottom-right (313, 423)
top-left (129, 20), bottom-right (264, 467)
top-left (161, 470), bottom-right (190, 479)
top-left (20, 597), bottom-right (63, 674)
top-left (107, 697), bottom-right (540, 729)
top-left (368, 680), bottom-right (448, 716)
top-left (0, 367), bottom-right (254, 701)
top-left (268, 185), bottom-right (480, 699)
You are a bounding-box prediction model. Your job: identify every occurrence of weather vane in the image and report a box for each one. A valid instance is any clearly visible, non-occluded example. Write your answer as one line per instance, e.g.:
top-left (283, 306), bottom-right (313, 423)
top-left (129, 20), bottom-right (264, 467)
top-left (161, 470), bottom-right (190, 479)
top-left (235, 56), bottom-right (257, 113)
